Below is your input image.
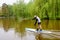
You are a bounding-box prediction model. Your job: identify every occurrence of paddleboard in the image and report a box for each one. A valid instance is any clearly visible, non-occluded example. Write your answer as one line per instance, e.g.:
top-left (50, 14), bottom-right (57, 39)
top-left (25, 28), bottom-right (52, 33)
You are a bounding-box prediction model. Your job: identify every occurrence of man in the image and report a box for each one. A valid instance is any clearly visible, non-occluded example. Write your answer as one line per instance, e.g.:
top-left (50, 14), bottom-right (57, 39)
top-left (32, 15), bottom-right (42, 31)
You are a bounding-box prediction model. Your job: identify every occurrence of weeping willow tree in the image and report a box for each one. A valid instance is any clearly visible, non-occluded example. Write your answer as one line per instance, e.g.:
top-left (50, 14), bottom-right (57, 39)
top-left (30, 0), bottom-right (49, 19)
top-left (6, 0), bottom-right (60, 20)
top-left (32, 0), bottom-right (60, 19)
top-left (2, 3), bottom-right (10, 17)
top-left (12, 0), bottom-right (28, 20)
top-left (48, 0), bottom-right (60, 19)
top-left (0, 7), bottom-right (2, 16)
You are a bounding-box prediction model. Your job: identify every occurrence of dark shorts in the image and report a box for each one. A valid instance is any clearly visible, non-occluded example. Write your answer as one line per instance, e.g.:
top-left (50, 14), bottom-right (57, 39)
top-left (38, 22), bottom-right (41, 25)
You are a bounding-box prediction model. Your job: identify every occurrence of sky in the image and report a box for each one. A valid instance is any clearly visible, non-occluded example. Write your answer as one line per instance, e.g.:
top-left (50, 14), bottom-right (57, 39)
top-left (0, 0), bottom-right (30, 6)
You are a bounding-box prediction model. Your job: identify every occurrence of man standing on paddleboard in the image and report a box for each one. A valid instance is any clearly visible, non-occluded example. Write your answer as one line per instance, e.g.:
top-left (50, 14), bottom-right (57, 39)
top-left (32, 15), bottom-right (42, 31)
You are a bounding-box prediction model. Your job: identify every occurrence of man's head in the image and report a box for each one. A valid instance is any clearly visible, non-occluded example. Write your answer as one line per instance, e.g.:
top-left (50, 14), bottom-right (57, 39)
top-left (34, 15), bottom-right (37, 17)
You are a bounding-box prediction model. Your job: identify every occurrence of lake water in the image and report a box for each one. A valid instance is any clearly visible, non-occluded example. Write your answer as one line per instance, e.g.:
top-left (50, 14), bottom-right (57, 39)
top-left (0, 18), bottom-right (60, 40)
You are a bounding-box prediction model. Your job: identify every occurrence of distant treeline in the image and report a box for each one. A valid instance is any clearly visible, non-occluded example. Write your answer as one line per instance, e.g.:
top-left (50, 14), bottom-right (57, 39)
top-left (1, 0), bottom-right (60, 20)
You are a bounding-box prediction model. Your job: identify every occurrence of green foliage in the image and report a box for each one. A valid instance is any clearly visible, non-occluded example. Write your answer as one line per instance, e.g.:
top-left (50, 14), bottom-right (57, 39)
top-left (2, 0), bottom-right (60, 20)
top-left (2, 3), bottom-right (10, 17)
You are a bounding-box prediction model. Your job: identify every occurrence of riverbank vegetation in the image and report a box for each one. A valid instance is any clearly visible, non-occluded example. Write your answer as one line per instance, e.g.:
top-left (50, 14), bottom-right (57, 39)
top-left (1, 0), bottom-right (60, 20)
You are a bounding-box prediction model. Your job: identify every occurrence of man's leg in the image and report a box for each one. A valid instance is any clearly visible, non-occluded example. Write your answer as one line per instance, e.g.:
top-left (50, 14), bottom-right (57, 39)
top-left (40, 25), bottom-right (42, 31)
top-left (36, 24), bottom-right (40, 31)
top-left (38, 24), bottom-right (42, 31)
top-left (36, 26), bottom-right (39, 31)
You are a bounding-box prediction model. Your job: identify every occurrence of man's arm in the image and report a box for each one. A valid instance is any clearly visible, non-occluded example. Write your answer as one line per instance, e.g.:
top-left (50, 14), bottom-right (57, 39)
top-left (34, 19), bottom-right (37, 26)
